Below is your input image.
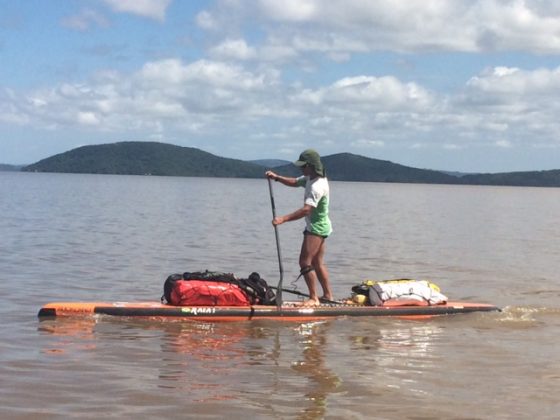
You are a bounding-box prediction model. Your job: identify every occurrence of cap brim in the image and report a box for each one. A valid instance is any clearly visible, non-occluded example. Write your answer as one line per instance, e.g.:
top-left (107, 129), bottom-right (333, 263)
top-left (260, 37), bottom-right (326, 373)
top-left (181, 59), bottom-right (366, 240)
top-left (294, 160), bottom-right (306, 167)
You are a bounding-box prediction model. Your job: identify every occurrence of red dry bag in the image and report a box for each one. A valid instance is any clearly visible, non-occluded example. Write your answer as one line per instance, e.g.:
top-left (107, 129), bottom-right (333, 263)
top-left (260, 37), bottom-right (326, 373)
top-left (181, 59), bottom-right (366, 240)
top-left (169, 280), bottom-right (251, 306)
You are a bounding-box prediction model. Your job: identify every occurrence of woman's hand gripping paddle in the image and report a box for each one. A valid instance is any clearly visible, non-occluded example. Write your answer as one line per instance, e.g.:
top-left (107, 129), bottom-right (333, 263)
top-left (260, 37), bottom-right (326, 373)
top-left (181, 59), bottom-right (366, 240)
top-left (268, 178), bottom-right (284, 309)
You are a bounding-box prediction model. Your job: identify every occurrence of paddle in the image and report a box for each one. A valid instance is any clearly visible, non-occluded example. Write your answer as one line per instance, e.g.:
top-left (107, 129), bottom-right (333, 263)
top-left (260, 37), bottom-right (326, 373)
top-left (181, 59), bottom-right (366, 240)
top-left (267, 178), bottom-right (284, 309)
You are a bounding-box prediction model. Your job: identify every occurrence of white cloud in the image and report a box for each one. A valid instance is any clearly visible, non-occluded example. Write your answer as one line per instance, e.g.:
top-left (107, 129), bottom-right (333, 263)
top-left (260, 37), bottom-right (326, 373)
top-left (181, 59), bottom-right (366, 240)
top-left (495, 139), bottom-right (513, 148)
top-left (258, 0), bottom-right (318, 22)
top-left (458, 66), bottom-right (560, 136)
top-left (1, 58), bottom-right (282, 135)
top-left (3, 58), bottom-right (560, 159)
top-left (259, 42), bottom-right (299, 63)
top-left (209, 39), bottom-right (257, 61)
top-left (201, 0), bottom-right (560, 55)
top-left (443, 143), bottom-right (464, 150)
top-left (77, 112), bottom-right (100, 126)
top-left (467, 66), bottom-right (560, 96)
top-left (196, 10), bottom-right (218, 30)
top-left (61, 9), bottom-right (109, 31)
top-left (352, 139), bottom-right (385, 148)
top-left (294, 75), bottom-right (434, 111)
top-left (102, 0), bottom-right (172, 22)
top-left (137, 58), bottom-right (271, 90)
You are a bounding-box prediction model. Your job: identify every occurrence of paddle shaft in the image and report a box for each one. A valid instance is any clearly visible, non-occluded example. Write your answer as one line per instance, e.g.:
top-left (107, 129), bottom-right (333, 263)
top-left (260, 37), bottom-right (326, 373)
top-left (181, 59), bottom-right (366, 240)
top-left (268, 178), bottom-right (284, 309)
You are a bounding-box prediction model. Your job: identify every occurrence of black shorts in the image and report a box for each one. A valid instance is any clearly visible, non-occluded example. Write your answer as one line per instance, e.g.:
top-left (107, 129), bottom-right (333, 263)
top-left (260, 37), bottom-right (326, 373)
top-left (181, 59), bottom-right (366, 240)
top-left (303, 230), bottom-right (329, 239)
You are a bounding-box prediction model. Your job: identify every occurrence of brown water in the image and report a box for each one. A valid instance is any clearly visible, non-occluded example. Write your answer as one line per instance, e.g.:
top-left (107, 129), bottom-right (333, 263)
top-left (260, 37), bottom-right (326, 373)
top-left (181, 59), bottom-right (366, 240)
top-left (1, 172), bottom-right (559, 419)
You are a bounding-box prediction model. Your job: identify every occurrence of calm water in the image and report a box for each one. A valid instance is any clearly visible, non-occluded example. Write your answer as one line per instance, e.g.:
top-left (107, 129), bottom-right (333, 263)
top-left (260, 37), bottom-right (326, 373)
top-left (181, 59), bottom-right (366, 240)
top-left (1, 172), bottom-right (559, 419)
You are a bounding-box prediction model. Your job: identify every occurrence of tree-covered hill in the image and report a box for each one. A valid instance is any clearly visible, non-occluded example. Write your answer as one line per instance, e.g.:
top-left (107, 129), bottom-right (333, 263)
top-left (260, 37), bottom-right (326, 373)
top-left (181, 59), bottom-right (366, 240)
top-left (460, 170), bottom-right (560, 187)
top-left (23, 141), bottom-right (265, 178)
top-left (0, 164), bottom-right (23, 171)
top-left (273, 153), bottom-right (461, 184)
top-left (326, 153), bottom-right (461, 184)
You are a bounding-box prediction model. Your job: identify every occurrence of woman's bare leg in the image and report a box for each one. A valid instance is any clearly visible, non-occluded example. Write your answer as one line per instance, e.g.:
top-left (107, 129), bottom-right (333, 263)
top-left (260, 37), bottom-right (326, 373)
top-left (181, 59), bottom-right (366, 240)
top-left (313, 240), bottom-right (332, 300)
top-left (299, 233), bottom-right (327, 305)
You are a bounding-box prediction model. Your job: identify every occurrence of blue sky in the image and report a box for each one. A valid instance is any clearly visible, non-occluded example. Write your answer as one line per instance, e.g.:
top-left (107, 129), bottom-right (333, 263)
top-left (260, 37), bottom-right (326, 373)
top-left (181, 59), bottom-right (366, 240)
top-left (1, 0), bottom-right (560, 172)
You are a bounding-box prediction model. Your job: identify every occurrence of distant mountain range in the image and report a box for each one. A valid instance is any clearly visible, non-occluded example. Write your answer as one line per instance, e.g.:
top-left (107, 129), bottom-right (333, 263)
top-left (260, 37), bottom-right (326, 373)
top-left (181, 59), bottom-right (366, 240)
top-left (0, 164), bottom-right (24, 171)
top-left (249, 159), bottom-right (291, 168)
top-left (15, 141), bottom-right (560, 187)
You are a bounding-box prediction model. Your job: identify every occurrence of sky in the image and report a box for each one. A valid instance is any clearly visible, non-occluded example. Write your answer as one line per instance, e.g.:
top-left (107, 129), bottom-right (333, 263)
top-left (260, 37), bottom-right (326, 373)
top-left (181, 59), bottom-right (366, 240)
top-left (1, 0), bottom-right (560, 172)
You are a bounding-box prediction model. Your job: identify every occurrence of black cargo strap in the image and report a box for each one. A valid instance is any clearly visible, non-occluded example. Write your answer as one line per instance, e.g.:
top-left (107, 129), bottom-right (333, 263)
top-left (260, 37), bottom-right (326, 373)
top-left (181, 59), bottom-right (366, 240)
top-left (297, 265), bottom-right (315, 280)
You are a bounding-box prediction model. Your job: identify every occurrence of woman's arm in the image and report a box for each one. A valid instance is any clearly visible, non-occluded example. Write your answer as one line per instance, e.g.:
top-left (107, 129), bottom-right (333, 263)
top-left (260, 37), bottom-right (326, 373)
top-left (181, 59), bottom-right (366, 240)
top-left (265, 170), bottom-right (299, 187)
top-left (273, 204), bottom-right (313, 226)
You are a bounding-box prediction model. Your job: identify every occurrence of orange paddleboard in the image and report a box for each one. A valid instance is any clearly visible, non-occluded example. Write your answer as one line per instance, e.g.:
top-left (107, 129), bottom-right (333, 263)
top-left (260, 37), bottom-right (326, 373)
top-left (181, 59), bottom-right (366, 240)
top-left (38, 300), bottom-right (500, 322)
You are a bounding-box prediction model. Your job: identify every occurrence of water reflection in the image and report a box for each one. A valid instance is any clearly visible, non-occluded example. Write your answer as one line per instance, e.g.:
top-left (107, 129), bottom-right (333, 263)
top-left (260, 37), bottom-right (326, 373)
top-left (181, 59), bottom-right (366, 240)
top-left (37, 316), bottom-right (446, 417)
top-left (38, 318), bottom-right (99, 354)
top-left (155, 319), bottom-right (344, 416)
top-left (37, 317), bottom-right (345, 416)
top-left (157, 321), bottom-right (253, 401)
top-left (345, 320), bottom-right (444, 398)
top-left (291, 321), bottom-right (341, 420)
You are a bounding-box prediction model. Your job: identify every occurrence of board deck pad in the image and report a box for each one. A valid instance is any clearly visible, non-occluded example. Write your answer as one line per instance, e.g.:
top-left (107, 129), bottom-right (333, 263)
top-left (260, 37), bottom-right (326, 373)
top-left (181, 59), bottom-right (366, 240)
top-left (38, 301), bottom-right (500, 321)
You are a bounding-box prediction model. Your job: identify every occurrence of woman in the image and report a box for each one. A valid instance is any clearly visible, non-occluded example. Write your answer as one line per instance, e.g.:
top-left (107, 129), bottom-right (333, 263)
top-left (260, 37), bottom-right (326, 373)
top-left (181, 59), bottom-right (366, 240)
top-left (265, 149), bottom-right (333, 306)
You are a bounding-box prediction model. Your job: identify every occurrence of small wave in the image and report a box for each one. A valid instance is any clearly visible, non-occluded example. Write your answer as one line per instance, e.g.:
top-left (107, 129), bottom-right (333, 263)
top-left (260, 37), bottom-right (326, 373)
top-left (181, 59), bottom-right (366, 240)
top-left (495, 305), bottom-right (560, 324)
top-left (518, 289), bottom-right (560, 297)
top-left (503, 305), bottom-right (560, 315)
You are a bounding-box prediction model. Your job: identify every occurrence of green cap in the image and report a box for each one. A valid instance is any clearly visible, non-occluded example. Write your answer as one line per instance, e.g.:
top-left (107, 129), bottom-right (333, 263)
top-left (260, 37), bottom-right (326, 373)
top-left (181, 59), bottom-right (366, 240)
top-left (294, 149), bottom-right (325, 176)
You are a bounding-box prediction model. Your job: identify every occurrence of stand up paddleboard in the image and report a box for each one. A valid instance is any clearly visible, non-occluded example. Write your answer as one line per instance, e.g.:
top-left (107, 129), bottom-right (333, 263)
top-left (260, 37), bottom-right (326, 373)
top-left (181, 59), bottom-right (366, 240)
top-left (38, 181), bottom-right (501, 322)
top-left (38, 300), bottom-right (499, 322)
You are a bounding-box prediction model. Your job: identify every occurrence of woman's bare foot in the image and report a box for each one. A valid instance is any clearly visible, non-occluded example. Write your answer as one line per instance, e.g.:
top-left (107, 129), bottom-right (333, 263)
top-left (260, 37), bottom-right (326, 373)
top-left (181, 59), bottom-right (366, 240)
top-left (297, 298), bottom-right (320, 307)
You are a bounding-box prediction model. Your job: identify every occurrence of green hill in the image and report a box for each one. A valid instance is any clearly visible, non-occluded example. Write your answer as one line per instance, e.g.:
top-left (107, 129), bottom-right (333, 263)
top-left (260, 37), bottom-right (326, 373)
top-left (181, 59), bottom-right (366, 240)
top-left (23, 142), bottom-right (264, 178)
top-left (0, 164), bottom-right (23, 171)
top-left (461, 170), bottom-right (560, 187)
top-left (273, 153), bottom-right (460, 184)
top-left (275, 153), bottom-right (560, 186)
top-left (326, 153), bottom-right (460, 184)
top-left (250, 159), bottom-right (291, 168)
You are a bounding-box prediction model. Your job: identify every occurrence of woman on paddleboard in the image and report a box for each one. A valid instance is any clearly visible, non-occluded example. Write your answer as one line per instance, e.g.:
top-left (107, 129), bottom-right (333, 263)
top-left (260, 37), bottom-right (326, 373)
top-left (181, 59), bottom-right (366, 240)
top-left (266, 149), bottom-right (333, 306)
